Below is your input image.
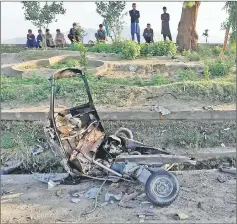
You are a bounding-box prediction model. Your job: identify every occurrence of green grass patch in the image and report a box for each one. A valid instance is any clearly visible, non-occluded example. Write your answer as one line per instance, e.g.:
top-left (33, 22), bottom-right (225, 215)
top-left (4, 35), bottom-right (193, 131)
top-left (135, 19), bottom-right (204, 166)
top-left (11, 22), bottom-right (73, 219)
top-left (1, 121), bottom-right (63, 173)
top-left (160, 80), bottom-right (236, 102)
top-left (207, 59), bottom-right (233, 77)
top-left (1, 44), bottom-right (24, 53)
top-left (50, 59), bottom-right (82, 69)
top-left (178, 69), bottom-right (199, 81)
top-left (88, 40), bottom-right (177, 59)
top-left (1, 70), bottom-right (236, 107)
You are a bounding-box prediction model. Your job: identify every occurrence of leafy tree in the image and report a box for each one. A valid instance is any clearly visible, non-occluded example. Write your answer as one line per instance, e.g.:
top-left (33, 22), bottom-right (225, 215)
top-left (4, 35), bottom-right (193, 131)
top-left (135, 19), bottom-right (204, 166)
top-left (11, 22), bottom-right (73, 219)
top-left (219, 1), bottom-right (236, 58)
top-left (21, 1), bottom-right (66, 30)
top-left (202, 29), bottom-right (209, 43)
top-left (95, 1), bottom-right (127, 42)
top-left (176, 2), bottom-right (201, 51)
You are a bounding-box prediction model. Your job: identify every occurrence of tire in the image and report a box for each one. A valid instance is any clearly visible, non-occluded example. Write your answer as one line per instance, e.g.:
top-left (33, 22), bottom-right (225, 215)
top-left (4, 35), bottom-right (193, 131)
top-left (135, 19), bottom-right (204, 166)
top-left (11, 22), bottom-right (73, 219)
top-left (114, 127), bottom-right (133, 139)
top-left (145, 169), bottom-right (179, 207)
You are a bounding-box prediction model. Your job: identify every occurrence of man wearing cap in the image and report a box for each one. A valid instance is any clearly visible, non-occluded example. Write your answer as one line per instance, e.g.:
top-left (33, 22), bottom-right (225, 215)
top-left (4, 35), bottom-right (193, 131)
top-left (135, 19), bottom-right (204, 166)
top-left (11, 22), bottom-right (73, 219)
top-left (129, 3), bottom-right (140, 44)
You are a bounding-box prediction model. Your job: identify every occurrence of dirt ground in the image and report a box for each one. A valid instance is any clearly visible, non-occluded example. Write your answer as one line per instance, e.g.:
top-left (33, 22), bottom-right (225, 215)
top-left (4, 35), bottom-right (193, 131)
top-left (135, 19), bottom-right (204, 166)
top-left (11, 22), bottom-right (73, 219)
top-left (1, 170), bottom-right (236, 224)
top-left (1, 95), bottom-right (236, 114)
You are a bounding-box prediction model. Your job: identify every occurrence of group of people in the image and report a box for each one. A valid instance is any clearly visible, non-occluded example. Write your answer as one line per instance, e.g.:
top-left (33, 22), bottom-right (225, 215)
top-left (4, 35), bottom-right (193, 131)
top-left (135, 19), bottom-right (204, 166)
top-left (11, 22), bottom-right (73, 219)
top-left (93, 3), bottom-right (172, 44)
top-left (26, 28), bottom-right (66, 48)
top-left (26, 3), bottom-right (172, 48)
top-left (94, 3), bottom-right (172, 44)
top-left (130, 3), bottom-right (172, 44)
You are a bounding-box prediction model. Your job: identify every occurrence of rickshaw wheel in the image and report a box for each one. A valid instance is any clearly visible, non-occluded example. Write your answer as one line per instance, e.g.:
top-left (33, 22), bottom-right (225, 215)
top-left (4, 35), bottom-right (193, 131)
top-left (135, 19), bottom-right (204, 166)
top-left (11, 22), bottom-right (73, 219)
top-left (145, 169), bottom-right (179, 207)
top-left (114, 127), bottom-right (134, 139)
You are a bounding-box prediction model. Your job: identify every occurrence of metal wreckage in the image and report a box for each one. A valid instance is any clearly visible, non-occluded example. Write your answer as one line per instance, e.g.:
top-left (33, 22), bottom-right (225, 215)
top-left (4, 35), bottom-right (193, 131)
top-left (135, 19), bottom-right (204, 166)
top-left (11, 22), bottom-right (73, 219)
top-left (44, 68), bottom-right (196, 207)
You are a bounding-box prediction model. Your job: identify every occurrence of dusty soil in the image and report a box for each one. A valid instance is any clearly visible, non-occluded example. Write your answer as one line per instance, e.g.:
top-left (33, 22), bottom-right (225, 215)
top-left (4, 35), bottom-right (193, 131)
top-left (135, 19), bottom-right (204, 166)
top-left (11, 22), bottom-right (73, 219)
top-left (1, 170), bottom-right (236, 223)
top-left (1, 98), bottom-right (235, 113)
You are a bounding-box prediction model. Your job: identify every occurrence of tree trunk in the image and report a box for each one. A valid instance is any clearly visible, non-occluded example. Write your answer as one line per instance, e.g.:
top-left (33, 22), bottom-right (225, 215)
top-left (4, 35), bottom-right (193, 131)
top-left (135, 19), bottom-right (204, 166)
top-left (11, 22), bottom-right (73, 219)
top-left (176, 2), bottom-right (201, 51)
top-left (219, 26), bottom-right (230, 59)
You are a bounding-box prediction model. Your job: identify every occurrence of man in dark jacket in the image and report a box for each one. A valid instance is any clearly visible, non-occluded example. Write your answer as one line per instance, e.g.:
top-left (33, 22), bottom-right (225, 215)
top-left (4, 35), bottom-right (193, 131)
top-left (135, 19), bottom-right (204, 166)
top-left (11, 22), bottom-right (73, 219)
top-left (68, 22), bottom-right (80, 43)
top-left (161, 6), bottom-right (172, 41)
top-left (95, 24), bottom-right (107, 42)
top-left (129, 3), bottom-right (140, 44)
top-left (143, 23), bottom-right (154, 43)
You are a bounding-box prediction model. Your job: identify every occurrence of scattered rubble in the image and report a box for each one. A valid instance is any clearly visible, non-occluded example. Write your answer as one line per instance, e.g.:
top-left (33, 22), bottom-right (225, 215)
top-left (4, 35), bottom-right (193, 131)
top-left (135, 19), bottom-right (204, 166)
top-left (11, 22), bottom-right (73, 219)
top-left (48, 180), bottom-right (59, 189)
top-left (32, 173), bottom-right (69, 184)
top-left (70, 198), bottom-right (81, 204)
top-left (129, 65), bottom-right (137, 72)
top-left (120, 191), bottom-right (140, 203)
top-left (219, 166), bottom-right (236, 175)
top-left (105, 192), bottom-right (123, 202)
top-left (174, 212), bottom-right (189, 220)
top-left (85, 187), bottom-right (100, 200)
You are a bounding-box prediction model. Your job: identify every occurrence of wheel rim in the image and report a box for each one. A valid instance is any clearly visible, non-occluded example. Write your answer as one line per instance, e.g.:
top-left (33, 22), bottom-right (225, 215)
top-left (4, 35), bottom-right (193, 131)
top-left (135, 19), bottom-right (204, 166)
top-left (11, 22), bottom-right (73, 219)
top-left (151, 176), bottom-right (174, 198)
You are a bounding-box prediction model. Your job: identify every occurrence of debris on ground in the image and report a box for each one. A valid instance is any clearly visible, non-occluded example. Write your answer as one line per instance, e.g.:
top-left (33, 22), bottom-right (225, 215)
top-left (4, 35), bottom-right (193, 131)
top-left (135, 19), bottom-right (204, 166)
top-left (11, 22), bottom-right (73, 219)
top-left (100, 202), bottom-right (109, 207)
top-left (56, 190), bottom-right (63, 198)
top-left (173, 212), bottom-right (189, 220)
top-left (82, 180), bottom-right (107, 216)
top-left (32, 173), bottom-right (69, 184)
top-left (69, 190), bottom-right (85, 204)
top-left (219, 167), bottom-right (236, 175)
top-left (151, 105), bottom-right (171, 115)
top-left (137, 208), bottom-right (157, 217)
top-left (70, 197), bottom-right (81, 204)
top-left (48, 180), bottom-right (59, 189)
top-left (197, 202), bottom-right (202, 209)
top-left (105, 192), bottom-right (123, 202)
top-left (119, 202), bottom-right (136, 208)
top-left (110, 182), bottom-right (120, 188)
top-left (69, 190), bottom-right (85, 198)
top-left (85, 187), bottom-right (100, 199)
top-left (140, 201), bottom-right (151, 205)
top-left (129, 65), bottom-right (137, 72)
top-left (120, 191), bottom-right (140, 203)
top-left (203, 106), bottom-right (213, 110)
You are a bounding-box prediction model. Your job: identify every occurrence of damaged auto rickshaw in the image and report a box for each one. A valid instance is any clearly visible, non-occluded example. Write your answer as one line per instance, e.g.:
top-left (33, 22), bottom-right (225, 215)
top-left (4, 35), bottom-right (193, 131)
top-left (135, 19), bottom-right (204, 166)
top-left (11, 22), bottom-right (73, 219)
top-left (44, 68), bottom-right (196, 207)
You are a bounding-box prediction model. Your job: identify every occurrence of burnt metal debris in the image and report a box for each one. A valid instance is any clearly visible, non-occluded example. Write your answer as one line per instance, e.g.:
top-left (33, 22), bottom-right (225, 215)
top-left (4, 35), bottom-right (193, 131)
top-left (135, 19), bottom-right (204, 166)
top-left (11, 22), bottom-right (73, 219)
top-left (44, 68), bottom-right (196, 206)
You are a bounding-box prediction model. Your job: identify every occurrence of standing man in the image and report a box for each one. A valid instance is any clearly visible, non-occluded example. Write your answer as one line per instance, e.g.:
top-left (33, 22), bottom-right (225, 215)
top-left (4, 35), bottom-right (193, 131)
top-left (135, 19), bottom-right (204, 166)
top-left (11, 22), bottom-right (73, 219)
top-left (161, 6), bottom-right (172, 41)
top-left (129, 3), bottom-right (140, 44)
top-left (143, 23), bottom-right (154, 43)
